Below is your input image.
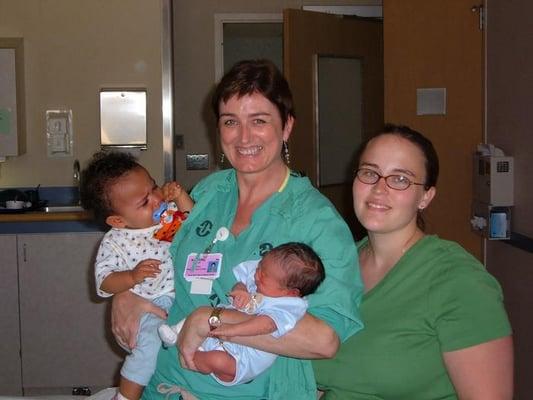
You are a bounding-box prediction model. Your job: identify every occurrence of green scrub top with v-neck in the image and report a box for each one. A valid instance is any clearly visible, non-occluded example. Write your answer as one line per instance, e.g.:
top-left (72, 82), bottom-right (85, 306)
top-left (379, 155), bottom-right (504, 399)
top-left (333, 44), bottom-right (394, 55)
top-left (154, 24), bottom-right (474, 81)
top-left (143, 169), bottom-right (363, 400)
top-left (313, 235), bottom-right (511, 400)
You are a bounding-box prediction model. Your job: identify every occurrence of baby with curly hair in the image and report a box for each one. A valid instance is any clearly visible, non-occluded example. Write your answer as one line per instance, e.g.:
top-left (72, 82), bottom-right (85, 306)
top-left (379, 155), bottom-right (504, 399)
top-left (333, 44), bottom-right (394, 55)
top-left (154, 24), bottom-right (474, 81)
top-left (80, 150), bottom-right (193, 400)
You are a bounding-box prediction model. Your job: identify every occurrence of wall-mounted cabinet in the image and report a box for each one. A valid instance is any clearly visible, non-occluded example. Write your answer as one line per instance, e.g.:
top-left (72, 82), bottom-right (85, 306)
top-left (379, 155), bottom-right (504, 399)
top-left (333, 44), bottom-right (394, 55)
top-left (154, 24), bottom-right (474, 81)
top-left (0, 38), bottom-right (25, 157)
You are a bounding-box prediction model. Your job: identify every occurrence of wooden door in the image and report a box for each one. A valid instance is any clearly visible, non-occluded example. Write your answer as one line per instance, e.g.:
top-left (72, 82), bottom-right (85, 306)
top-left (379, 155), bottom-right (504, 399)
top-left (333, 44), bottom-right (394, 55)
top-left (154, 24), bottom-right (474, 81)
top-left (383, 1), bottom-right (484, 258)
top-left (284, 9), bottom-right (383, 237)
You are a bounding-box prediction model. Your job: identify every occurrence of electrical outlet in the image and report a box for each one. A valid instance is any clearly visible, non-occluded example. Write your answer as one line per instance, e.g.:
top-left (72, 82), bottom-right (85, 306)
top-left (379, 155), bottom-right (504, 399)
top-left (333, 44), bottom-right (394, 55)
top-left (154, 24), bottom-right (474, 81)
top-left (186, 154), bottom-right (209, 170)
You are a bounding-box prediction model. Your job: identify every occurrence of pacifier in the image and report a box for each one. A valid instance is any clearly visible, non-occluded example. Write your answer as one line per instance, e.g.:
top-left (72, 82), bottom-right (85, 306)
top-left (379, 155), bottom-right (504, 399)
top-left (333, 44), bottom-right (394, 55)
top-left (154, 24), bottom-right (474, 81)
top-left (153, 202), bottom-right (168, 223)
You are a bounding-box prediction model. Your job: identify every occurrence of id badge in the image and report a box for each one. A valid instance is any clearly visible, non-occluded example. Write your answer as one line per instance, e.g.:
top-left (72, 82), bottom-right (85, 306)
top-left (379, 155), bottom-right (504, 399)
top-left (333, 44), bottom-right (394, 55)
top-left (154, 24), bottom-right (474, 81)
top-left (184, 252), bottom-right (222, 281)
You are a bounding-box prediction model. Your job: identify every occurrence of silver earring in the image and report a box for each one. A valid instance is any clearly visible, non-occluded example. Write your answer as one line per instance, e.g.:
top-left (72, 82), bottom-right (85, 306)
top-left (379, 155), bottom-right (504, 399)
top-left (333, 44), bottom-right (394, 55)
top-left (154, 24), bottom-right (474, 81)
top-left (220, 152), bottom-right (225, 165)
top-left (283, 141), bottom-right (290, 165)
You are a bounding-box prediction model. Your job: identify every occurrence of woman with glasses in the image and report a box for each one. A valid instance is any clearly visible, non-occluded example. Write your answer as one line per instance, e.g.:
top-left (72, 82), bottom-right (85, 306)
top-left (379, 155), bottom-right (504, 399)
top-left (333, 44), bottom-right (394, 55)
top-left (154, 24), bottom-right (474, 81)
top-left (313, 124), bottom-right (513, 399)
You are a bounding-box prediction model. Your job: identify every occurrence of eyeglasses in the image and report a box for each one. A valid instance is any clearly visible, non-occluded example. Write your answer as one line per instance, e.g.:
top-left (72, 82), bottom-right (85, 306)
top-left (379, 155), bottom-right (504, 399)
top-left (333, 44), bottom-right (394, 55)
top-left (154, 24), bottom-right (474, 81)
top-left (355, 168), bottom-right (426, 191)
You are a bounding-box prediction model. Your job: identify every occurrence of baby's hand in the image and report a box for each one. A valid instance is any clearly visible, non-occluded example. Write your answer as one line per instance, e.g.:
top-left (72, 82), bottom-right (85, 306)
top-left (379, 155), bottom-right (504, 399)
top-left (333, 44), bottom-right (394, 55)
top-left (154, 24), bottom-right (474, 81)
top-left (229, 288), bottom-right (252, 310)
top-left (161, 181), bottom-right (184, 203)
top-left (131, 259), bottom-right (161, 284)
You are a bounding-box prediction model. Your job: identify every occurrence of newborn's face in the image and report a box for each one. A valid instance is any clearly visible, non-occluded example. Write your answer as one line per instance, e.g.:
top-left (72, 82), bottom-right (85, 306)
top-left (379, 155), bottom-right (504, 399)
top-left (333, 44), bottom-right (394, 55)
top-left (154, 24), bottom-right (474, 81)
top-left (254, 256), bottom-right (290, 298)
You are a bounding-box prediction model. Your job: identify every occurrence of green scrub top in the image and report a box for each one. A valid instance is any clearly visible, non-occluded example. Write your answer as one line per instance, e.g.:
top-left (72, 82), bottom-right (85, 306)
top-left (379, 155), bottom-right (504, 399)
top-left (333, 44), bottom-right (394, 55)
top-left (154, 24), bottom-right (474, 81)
top-left (143, 169), bottom-right (363, 400)
top-left (313, 235), bottom-right (511, 400)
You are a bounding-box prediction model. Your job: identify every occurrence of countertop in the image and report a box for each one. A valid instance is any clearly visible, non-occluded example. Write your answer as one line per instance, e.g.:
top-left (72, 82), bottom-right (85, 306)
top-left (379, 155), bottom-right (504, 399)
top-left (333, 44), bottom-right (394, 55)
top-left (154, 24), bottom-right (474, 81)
top-left (0, 210), bottom-right (92, 223)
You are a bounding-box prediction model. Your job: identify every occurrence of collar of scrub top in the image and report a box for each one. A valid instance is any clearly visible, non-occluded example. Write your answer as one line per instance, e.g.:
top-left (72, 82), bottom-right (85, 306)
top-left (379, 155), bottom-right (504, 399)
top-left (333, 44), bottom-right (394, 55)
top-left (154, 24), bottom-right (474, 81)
top-left (278, 167), bottom-right (290, 192)
top-left (216, 167), bottom-right (291, 193)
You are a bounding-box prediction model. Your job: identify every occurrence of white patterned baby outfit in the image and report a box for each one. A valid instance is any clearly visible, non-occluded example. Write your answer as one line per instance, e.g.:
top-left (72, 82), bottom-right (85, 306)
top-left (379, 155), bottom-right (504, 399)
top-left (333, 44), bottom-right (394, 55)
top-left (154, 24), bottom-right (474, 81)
top-left (95, 225), bottom-right (175, 386)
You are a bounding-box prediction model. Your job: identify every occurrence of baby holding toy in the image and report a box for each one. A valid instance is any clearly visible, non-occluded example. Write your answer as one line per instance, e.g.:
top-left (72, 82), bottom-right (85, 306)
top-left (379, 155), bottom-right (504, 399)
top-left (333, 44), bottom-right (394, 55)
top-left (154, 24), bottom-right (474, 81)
top-left (80, 150), bottom-right (193, 400)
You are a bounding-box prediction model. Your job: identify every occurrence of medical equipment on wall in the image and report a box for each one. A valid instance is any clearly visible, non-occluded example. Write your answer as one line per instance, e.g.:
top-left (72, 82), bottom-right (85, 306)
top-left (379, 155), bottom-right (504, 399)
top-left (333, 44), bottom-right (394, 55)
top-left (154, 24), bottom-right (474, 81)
top-left (470, 144), bottom-right (514, 240)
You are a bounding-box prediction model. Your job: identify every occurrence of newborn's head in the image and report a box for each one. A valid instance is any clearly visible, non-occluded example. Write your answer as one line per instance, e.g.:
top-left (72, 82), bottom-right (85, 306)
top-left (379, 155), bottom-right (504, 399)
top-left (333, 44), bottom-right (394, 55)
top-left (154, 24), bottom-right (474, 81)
top-left (255, 242), bottom-right (325, 298)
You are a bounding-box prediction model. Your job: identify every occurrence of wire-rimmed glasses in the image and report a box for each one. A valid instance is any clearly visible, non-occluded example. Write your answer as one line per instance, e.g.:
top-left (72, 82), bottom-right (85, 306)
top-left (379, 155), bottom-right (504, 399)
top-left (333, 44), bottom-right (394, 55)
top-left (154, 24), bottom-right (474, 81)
top-left (355, 168), bottom-right (426, 191)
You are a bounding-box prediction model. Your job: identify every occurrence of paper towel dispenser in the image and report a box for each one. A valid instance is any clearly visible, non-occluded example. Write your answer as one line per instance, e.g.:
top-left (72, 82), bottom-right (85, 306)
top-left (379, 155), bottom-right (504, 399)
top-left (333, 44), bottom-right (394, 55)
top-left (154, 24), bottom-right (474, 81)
top-left (473, 154), bottom-right (514, 206)
top-left (100, 90), bottom-right (147, 149)
top-left (471, 145), bottom-right (514, 240)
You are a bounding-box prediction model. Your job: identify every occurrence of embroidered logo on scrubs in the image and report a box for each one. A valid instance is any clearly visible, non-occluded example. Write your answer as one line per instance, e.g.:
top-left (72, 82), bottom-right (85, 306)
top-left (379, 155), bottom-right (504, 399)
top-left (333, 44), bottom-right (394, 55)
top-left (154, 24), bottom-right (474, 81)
top-left (156, 383), bottom-right (186, 400)
top-left (259, 243), bottom-right (273, 256)
top-left (209, 293), bottom-right (222, 307)
top-left (196, 220), bottom-right (213, 237)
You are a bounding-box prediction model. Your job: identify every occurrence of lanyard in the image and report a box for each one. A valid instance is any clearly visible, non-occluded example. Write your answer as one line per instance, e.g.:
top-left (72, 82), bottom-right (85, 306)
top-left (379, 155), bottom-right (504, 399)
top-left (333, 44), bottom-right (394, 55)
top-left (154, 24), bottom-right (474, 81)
top-left (191, 226), bottom-right (230, 271)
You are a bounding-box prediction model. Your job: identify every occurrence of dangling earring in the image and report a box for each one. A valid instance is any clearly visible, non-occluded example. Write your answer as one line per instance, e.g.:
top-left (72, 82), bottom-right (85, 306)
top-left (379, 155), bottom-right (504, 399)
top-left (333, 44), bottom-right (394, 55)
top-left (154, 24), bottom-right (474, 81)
top-left (219, 152), bottom-right (225, 165)
top-left (283, 141), bottom-right (290, 165)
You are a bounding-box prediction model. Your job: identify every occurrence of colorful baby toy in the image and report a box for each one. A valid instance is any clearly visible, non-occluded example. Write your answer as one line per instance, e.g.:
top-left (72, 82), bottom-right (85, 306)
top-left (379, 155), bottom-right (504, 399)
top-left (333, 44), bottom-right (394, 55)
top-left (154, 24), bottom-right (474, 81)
top-left (152, 201), bottom-right (187, 242)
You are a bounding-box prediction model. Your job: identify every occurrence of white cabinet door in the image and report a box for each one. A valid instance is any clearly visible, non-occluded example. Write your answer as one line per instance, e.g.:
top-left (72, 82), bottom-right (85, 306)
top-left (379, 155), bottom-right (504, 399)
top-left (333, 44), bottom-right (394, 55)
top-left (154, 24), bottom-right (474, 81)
top-left (18, 232), bottom-right (123, 395)
top-left (0, 234), bottom-right (22, 395)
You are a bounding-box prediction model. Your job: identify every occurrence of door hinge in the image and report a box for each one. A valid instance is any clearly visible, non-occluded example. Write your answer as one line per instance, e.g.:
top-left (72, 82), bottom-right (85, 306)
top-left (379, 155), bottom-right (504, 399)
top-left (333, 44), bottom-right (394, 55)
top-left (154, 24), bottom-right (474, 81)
top-left (471, 4), bottom-right (484, 31)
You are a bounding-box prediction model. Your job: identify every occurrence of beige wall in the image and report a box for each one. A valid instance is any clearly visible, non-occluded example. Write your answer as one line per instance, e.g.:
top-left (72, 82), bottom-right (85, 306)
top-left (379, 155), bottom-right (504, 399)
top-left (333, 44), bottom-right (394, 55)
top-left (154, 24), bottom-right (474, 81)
top-left (0, 0), bottom-right (165, 187)
top-left (172, 0), bottom-right (381, 190)
top-left (0, 0), bottom-right (381, 190)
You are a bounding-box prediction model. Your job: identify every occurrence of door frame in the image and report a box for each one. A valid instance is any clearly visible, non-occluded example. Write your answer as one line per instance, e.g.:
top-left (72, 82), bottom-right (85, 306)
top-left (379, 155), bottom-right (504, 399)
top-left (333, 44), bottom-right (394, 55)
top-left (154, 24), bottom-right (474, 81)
top-left (162, 0), bottom-right (173, 182)
top-left (284, 9), bottom-right (383, 235)
top-left (213, 13), bottom-right (283, 83)
top-left (302, 5), bottom-right (382, 18)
